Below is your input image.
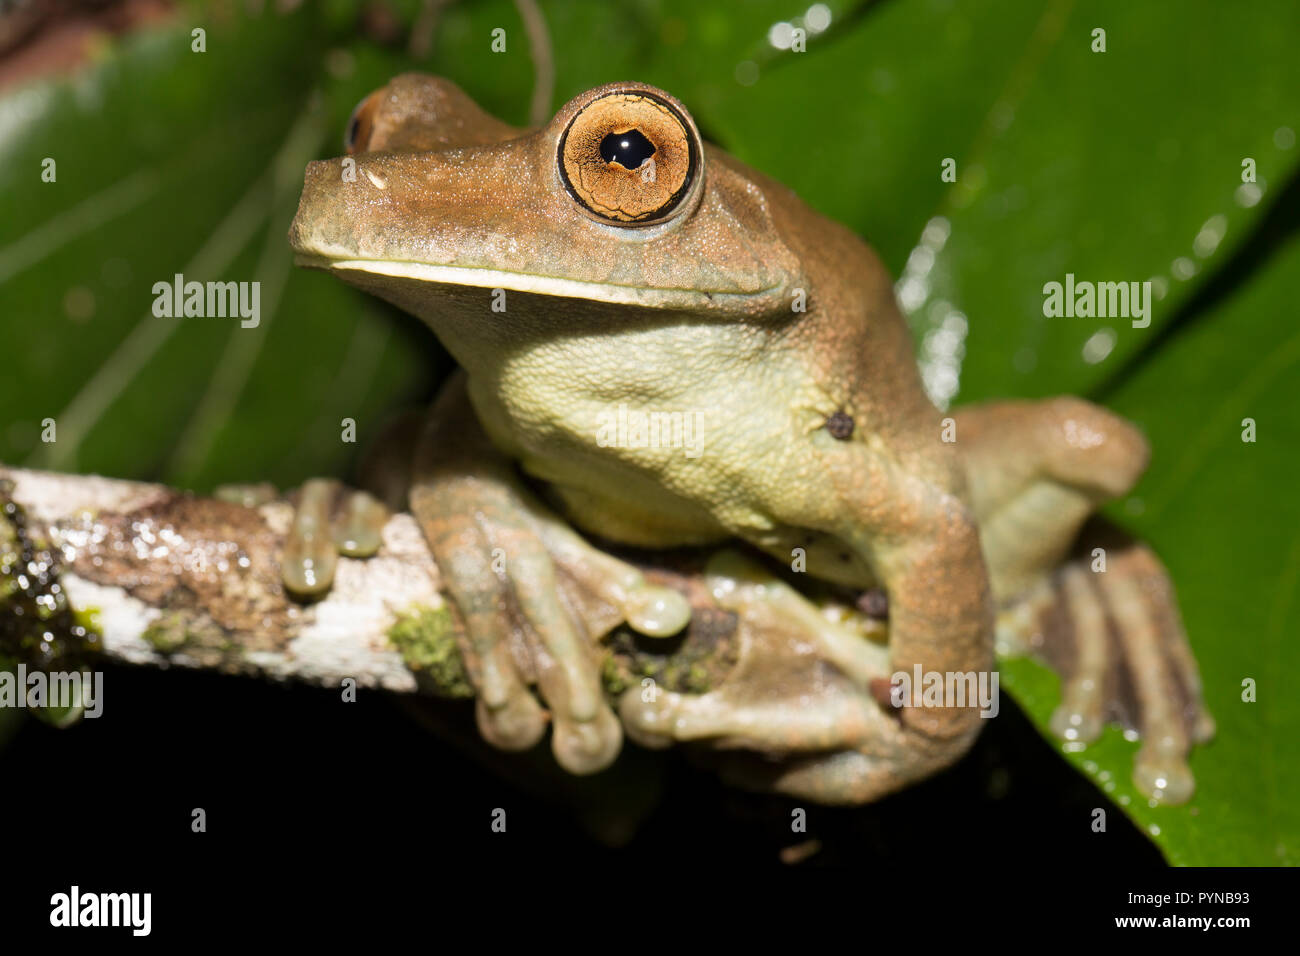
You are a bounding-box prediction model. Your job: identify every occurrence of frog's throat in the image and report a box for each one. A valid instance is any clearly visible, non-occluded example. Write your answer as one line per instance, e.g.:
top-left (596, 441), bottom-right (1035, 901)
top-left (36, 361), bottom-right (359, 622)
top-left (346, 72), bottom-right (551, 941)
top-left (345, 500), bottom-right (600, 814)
top-left (295, 254), bottom-right (785, 311)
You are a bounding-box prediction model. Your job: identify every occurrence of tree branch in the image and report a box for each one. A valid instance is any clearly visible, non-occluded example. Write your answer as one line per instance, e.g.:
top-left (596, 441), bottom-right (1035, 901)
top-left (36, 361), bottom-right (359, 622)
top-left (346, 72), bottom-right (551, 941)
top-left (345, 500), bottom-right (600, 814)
top-left (0, 465), bottom-right (741, 701)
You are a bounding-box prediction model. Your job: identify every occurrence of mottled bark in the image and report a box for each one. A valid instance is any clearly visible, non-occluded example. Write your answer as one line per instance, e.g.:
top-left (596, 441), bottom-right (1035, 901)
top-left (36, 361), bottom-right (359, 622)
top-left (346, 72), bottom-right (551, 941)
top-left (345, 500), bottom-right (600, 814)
top-left (0, 466), bottom-right (740, 701)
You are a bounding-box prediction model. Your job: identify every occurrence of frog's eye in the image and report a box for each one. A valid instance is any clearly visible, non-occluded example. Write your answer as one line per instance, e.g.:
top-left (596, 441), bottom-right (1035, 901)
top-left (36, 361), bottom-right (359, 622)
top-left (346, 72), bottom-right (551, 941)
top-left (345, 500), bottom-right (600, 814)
top-left (558, 90), bottom-right (698, 225)
top-left (345, 91), bottom-right (382, 155)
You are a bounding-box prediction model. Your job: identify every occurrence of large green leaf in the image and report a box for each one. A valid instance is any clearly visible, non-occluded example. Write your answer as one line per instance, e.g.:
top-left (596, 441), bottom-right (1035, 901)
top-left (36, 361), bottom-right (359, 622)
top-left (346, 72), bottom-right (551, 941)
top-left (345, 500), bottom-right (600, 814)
top-left (1, 8), bottom-right (429, 488)
top-left (698, 0), bottom-right (1300, 405)
top-left (999, 238), bottom-right (1300, 866)
top-left (904, 0), bottom-right (1300, 404)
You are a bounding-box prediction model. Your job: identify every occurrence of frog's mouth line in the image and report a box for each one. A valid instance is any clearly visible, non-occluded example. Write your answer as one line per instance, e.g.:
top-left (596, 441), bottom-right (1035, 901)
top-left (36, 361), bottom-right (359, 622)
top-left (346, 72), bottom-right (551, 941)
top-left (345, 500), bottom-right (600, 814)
top-left (294, 255), bottom-right (782, 309)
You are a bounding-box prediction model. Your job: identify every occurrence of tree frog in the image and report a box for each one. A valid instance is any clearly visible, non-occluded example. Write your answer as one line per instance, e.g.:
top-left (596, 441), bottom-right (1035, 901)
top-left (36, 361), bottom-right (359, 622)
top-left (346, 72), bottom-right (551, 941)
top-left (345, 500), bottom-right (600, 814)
top-left (287, 74), bottom-right (1212, 804)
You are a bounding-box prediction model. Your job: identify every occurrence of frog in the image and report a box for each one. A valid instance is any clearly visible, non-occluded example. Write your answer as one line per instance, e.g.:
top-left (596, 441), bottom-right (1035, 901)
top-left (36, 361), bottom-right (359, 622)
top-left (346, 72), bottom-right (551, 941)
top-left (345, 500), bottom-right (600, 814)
top-left (286, 73), bottom-right (1213, 804)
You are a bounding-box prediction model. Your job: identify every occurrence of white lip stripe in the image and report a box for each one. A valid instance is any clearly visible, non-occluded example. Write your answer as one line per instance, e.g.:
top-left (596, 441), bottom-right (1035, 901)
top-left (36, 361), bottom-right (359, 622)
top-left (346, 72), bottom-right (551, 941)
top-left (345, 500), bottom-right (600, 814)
top-left (320, 258), bottom-right (775, 306)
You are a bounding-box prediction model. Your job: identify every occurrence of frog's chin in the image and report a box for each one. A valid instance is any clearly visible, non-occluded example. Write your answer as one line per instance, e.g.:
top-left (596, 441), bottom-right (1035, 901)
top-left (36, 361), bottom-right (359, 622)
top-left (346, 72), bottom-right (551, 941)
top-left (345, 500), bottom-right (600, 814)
top-left (292, 253), bottom-right (783, 313)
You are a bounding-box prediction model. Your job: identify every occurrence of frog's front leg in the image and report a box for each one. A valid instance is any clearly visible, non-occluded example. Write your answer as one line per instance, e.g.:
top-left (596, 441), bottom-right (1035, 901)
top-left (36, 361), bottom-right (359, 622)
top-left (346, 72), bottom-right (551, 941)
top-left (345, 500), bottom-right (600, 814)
top-left (407, 372), bottom-right (691, 774)
top-left (955, 398), bottom-right (1213, 804)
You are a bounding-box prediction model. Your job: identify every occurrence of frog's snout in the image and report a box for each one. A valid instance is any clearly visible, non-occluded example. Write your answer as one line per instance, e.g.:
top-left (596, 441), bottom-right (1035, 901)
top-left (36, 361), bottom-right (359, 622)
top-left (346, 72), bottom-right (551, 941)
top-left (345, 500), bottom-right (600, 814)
top-left (288, 159), bottom-right (349, 255)
top-left (302, 158), bottom-right (335, 178)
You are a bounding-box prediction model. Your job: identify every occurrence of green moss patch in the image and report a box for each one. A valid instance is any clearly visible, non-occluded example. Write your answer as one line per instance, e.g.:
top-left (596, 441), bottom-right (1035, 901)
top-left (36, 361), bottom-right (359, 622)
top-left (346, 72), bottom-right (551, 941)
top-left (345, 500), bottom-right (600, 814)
top-left (387, 603), bottom-right (472, 698)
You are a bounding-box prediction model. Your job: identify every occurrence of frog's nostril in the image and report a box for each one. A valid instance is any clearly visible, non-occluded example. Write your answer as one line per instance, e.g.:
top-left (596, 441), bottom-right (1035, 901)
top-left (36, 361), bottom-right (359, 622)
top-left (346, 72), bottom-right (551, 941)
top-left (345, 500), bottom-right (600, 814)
top-left (303, 159), bottom-right (335, 181)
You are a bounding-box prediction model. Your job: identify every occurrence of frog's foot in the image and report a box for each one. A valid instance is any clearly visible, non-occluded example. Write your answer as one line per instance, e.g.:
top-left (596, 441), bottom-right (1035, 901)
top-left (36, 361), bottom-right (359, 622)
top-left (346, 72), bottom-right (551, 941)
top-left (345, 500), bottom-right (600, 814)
top-left (410, 474), bottom-right (690, 776)
top-left (999, 519), bottom-right (1214, 805)
top-left (217, 479), bottom-right (389, 597)
top-left (619, 551), bottom-right (983, 804)
top-left (277, 478), bottom-right (389, 598)
top-left (408, 371), bottom-right (692, 774)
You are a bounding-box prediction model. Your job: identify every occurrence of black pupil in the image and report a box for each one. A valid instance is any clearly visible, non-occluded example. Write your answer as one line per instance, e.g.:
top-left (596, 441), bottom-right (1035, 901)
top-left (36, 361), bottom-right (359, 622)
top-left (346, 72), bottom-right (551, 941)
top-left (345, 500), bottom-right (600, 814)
top-left (600, 128), bottom-right (656, 169)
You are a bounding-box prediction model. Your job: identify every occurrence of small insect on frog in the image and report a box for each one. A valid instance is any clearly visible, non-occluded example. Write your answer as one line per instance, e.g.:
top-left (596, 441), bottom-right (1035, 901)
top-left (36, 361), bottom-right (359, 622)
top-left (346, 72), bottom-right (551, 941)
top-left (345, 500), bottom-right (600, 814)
top-left (287, 75), bottom-right (1212, 804)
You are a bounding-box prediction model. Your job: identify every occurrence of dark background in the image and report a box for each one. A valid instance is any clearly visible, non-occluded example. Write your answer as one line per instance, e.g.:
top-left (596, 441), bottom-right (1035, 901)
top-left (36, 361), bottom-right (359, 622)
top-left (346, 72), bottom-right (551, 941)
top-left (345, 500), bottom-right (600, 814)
top-left (7, 659), bottom-right (1164, 867)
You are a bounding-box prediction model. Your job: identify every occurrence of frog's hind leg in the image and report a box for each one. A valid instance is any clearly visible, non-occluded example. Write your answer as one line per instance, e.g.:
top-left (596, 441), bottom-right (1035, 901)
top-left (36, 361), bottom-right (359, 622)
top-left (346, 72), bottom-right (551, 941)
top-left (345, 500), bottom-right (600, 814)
top-left (619, 551), bottom-right (984, 804)
top-left (707, 750), bottom-right (916, 806)
top-left (999, 519), bottom-right (1214, 805)
top-left (957, 398), bottom-right (1212, 804)
top-left (954, 397), bottom-right (1151, 601)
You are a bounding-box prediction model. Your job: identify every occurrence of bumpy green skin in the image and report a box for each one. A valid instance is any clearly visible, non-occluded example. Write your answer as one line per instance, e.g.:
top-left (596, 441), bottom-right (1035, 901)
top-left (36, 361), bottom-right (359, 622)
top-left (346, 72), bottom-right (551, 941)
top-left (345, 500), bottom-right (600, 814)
top-left (387, 604), bottom-right (474, 698)
top-left (0, 478), bottom-right (102, 726)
